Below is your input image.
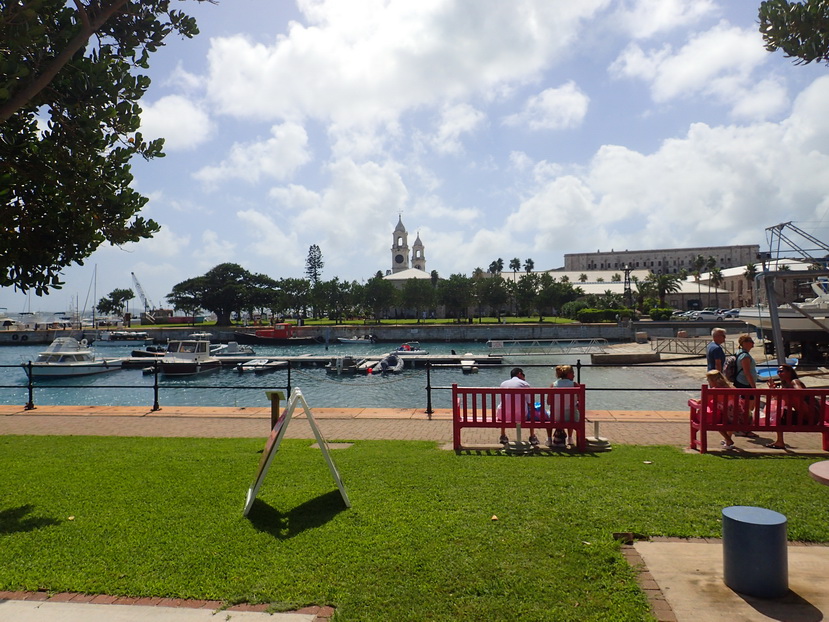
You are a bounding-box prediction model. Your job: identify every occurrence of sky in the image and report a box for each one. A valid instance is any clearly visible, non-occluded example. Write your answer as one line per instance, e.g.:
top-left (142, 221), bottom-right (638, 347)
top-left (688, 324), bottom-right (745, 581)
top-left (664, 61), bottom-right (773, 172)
top-left (4, 0), bottom-right (829, 315)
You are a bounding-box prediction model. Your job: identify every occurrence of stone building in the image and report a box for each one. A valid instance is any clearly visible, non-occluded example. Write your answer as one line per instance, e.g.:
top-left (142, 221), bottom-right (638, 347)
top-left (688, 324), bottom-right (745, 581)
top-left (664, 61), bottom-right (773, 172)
top-left (564, 245), bottom-right (760, 273)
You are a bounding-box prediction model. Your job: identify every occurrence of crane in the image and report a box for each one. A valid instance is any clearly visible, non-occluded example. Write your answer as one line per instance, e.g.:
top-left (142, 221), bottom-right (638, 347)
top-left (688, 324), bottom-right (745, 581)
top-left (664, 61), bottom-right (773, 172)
top-left (130, 272), bottom-right (153, 313)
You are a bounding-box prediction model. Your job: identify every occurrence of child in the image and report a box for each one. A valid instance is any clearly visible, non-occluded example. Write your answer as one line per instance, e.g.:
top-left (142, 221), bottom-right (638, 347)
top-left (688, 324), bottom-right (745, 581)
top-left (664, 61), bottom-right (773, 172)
top-left (550, 365), bottom-right (580, 447)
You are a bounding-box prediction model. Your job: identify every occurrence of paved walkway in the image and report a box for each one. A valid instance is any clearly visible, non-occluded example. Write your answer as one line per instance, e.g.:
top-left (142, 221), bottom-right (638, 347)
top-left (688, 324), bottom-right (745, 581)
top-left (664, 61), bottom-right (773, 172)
top-left (2, 403), bottom-right (826, 453)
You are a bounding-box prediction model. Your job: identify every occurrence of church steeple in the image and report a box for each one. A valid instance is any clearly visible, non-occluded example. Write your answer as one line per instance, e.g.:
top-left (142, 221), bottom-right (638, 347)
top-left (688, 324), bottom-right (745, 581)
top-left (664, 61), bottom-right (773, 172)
top-left (412, 231), bottom-right (426, 272)
top-left (391, 215), bottom-right (410, 273)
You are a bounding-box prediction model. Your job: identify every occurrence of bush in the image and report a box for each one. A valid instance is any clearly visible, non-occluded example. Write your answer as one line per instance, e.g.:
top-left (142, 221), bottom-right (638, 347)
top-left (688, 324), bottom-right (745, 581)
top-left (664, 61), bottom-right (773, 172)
top-left (576, 308), bottom-right (635, 323)
top-left (648, 308), bottom-right (674, 321)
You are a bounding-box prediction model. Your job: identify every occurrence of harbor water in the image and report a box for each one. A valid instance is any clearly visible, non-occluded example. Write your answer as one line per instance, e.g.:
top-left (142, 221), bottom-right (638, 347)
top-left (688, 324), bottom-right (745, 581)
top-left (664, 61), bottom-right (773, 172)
top-left (0, 341), bottom-right (701, 411)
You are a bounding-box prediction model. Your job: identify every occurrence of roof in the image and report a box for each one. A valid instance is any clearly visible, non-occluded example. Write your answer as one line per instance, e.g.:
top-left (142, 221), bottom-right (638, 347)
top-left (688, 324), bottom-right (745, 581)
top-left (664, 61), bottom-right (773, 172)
top-left (383, 268), bottom-right (431, 281)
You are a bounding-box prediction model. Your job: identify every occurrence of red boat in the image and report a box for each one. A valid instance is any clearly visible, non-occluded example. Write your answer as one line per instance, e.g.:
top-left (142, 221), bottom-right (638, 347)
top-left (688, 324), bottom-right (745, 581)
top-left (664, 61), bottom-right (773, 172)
top-left (233, 323), bottom-right (320, 345)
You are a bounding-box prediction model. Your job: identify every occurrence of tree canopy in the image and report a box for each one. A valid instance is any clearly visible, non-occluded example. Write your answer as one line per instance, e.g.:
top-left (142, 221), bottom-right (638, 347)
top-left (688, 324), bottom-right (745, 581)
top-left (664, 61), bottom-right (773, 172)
top-left (759, 0), bottom-right (829, 65)
top-left (0, 0), bottom-right (210, 295)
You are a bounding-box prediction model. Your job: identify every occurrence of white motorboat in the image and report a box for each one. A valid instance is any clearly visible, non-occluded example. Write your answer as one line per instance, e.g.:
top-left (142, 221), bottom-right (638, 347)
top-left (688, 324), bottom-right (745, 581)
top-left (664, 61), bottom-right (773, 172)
top-left (159, 339), bottom-right (221, 376)
top-left (325, 355), bottom-right (365, 375)
top-left (338, 335), bottom-right (376, 344)
top-left (394, 341), bottom-right (428, 355)
top-left (23, 337), bottom-right (122, 377)
top-left (460, 353), bottom-right (479, 374)
top-left (211, 341), bottom-right (256, 357)
top-left (94, 330), bottom-right (154, 347)
top-left (236, 358), bottom-right (285, 373)
top-left (739, 279), bottom-right (829, 337)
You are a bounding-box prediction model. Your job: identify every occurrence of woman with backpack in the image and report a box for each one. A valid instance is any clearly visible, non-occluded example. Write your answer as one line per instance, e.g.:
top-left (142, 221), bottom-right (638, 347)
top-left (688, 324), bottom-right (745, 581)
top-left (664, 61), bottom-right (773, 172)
top-left (732, 333), bottom-right (759, 438)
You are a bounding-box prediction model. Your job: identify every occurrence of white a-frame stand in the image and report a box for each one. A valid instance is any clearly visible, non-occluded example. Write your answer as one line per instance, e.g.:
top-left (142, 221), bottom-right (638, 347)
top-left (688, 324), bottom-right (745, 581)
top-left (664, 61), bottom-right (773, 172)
top-left (243, 387), bottom-right (351, 516)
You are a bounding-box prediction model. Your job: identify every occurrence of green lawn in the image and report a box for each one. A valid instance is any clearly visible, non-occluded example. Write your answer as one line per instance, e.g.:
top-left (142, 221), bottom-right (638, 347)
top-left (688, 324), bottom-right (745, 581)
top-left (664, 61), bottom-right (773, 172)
top-left (1, 437), bottom-right (827, 621)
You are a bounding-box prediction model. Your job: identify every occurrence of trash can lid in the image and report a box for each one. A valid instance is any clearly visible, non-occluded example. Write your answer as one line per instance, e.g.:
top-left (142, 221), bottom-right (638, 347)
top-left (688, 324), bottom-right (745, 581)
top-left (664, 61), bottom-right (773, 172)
top-left (722, 505), bottom-right (787, 526)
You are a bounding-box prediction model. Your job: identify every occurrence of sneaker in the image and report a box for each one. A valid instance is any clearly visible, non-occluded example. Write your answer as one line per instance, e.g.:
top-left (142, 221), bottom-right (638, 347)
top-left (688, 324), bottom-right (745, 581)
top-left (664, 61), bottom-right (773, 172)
top-left (529, 434), bottom-right (540, 446)
top-left (499, 434), bottom-right (509, 445)
top-left (553, 437), bottom-right (566, 446)
top-left (720, 440), bottom-right (735, 449)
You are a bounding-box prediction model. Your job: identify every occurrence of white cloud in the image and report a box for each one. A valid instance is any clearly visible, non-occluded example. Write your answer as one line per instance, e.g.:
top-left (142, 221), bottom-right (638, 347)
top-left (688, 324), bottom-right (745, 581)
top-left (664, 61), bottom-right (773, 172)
top-left (193, 122), bottom-right (311, 186)
top-left (503, 82), bottom-right (589, 130)
top-left (203, 0), bottom-right (609, 129)
top-left (507, 76), bottom-right (829, 257)
top-left (140, 95), bottom-right (213, 150)
top-left (430, 103), bottom-right (486, 154)
top-left (609, 22), bottom-right (773, 116)
top-left (614, 0), bottom-right (718, 40)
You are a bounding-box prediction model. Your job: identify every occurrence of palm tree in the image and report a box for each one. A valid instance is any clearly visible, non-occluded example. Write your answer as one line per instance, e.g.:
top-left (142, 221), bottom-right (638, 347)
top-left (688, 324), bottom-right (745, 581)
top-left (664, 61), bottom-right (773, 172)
top-left (488, 261), bottom-right (499, 275)
top-left (611, 273), bottom-right (622, 282)
top-left (645, 272), bottom-right (682, 307)
top-left (709, 267), bottom-right (724, 307)
top-left (705, 256), bottom-right (717, 306)
top-left (743, 263), bottom-right (758, 305)
top-left (578, 273), bottom-right (588, 283)
top-left (509, 257), bottom-right (521, 282)
top-left (523, 258), bottom-right (534, 274)
top-left (561, 275), bottom-right (570, 283)
top-left (692, 254), bottom-right (706, 305)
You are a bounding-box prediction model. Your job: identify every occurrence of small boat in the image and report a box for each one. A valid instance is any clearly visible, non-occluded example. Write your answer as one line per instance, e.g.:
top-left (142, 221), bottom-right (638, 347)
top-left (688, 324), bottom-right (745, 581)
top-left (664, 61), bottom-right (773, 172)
top-left (394, 341), bottom-right (428, 355)
top-left (369, 353), bottom-right (404, 376)
top-left (460, 353), bottom-right (479, 374)
top-left (233, 323), bottom-right (320, 345)
top-left (338, 334), bottom-right (376, 344)
top-left (94, 330), bottom-right (154, 347)
top-left (188, 331), bottom-right (213, 340)
top-left (158, 339), bottom-right (221, 376)
top-left (325, 355), bottom-right (365, 375)
top-left (236, 358), bottom-right (286, 374)
top-left (23, 337), bottom-right (122, 377)
top-left (131, 345), bottom-right (168, 357)
top-left (210, 341), bottom-right (256, 357)
top-left (740, 279), bottom-right (829, 338)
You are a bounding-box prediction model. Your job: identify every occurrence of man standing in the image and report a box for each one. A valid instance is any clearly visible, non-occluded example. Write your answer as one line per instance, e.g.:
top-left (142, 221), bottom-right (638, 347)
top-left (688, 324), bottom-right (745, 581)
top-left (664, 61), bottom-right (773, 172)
top-left (498, 367), bottom-right (538, 446)
top-left (707, 327), bottom-right (727, 372)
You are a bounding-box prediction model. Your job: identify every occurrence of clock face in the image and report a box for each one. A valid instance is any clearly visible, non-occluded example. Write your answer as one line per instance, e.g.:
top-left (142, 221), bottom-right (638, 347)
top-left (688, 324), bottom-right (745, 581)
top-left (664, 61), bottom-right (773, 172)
top-left (395, 254), bottom-right (404, 263)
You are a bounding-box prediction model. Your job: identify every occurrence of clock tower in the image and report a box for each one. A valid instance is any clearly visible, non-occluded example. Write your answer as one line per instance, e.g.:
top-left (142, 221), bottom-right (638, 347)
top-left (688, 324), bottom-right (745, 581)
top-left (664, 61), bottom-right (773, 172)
top-left (412, 232), bottom-right (426, 272)
top-left (391, 215), bottom-right (410, 273)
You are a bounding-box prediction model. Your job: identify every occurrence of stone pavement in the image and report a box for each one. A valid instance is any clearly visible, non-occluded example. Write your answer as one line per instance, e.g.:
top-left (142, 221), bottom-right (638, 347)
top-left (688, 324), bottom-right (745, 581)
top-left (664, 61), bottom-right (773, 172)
top-left (1, 403), bottom-right (827, 453)
top-left (2, 403), bottom-right (828, 622)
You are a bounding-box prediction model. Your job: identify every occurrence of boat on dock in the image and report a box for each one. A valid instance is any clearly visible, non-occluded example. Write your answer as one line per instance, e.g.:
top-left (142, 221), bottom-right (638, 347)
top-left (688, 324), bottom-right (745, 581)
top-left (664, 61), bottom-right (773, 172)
top-left (236, 358), bottom-right (286, 374)
top-left (211, 341), bottom-right (256, 357)
top-left (22, 337), bottom-right (122, 377)
top-left (368, 353), bottom-right (404, 375)
top-left (158, 339), bottom-right (221, 376)
top-left (94, 330), bottom-right (154, 347)
top-left (338, 334), bottom-right (376, 344)
top-left (394, 341), bottom-right (428, 354)
top-left (325, 355), bottom-right (365, 375)
top-left (233, 323), bottom-right (320, 345)
top-left (460, 353), bottom-right (479, 374)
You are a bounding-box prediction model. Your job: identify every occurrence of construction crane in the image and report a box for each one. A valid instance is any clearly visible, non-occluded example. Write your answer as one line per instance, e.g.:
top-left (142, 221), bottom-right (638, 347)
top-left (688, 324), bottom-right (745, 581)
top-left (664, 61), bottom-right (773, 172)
top-left (130, 272), bottom-right (153, 313)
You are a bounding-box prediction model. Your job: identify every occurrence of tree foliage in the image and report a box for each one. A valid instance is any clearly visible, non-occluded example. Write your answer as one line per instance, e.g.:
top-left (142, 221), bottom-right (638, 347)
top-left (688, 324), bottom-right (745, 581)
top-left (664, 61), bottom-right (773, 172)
top-left (305, 244), bottom-right (324, 285)
top-left (759, 0), bottom-right (829, 65)
top-left (0, 0), bottom-right (210, 294)
top-left (97, 287), bottom-right (134, 316)
top-left (167, 263), bottom-right (253, 326)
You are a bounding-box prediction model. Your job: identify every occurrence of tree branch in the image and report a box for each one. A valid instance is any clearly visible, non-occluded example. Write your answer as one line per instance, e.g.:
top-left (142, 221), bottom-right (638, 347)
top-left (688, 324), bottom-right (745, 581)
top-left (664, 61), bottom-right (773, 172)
top-left (0, 0), bottom-right (131, 124)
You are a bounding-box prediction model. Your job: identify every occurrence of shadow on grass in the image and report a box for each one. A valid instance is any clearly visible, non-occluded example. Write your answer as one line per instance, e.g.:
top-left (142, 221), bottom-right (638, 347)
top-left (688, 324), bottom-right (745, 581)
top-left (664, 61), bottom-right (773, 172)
top-left (246, 490), bottom-right (347, 539)
top-left (0, 505), bottom-right (60, 535)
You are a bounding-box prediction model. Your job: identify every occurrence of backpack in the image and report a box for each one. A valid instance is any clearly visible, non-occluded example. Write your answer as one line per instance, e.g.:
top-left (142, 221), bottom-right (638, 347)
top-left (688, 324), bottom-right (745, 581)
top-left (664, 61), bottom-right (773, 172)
top-left (723, 352), bottom-right (743, 383)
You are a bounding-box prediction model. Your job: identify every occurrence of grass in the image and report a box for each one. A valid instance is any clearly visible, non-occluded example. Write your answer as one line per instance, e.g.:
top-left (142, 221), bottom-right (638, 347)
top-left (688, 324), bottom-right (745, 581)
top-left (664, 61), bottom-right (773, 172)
top-left (1, 437), bottom-right (828, 621)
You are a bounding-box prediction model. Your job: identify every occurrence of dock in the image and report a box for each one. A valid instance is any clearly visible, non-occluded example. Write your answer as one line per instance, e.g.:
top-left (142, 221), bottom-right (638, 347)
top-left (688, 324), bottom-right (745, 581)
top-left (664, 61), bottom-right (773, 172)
top-left (120, 353), bottom-right (503, 370)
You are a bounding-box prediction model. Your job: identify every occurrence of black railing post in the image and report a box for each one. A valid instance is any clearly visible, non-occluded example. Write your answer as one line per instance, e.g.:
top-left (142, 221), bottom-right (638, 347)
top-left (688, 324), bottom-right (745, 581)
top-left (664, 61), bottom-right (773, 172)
top-left (152, 361), bottom-right (161, 411)
top-left (24, 361), bottom-right (34, 410)
top-left (286, 361), bottom-right (292, 396)
top-left (575, 359), bottom-right (582, 384)
top-left (425, 362), bottom-right (433, 418)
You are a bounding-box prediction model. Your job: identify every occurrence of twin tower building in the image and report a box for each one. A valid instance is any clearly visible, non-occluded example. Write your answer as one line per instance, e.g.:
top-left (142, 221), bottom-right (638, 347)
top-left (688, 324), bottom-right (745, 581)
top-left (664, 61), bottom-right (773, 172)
top-left (389, 215), bottom-right (426, 275)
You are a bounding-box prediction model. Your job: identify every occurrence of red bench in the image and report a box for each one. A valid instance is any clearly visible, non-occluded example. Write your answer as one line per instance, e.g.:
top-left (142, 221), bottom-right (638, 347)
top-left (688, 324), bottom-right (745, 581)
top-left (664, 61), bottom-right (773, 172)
top-left (451, 383), bottom-right (586, 451)
top-left (689, 386), bottom-right (829, 453)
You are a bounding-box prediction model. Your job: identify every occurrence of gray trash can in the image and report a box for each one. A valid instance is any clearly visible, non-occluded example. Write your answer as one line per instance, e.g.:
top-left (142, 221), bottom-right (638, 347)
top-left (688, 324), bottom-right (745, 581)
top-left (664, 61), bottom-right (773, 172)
top-left (722, 506), bottom-right (788, 598)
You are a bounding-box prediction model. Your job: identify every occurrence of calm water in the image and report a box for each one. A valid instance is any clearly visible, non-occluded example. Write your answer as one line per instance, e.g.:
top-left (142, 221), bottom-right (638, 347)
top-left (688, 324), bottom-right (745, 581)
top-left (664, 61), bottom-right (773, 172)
top-left (0, 341), bottom-right (701, 411)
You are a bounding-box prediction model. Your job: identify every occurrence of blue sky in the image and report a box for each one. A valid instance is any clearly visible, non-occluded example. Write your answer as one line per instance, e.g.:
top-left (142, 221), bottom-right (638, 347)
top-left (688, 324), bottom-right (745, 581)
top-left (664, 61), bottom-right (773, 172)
top-left (4, 0), bottom-right (829, 314)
